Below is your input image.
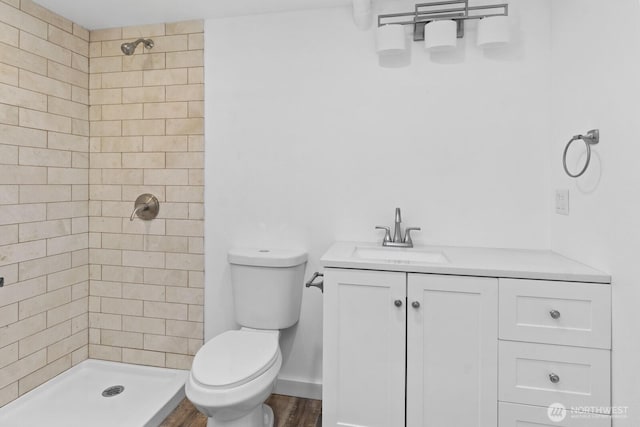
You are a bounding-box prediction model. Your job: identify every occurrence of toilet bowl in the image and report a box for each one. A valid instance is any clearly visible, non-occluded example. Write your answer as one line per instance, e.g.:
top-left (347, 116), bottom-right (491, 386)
top-left (186, 248), bottom-right (307, 427)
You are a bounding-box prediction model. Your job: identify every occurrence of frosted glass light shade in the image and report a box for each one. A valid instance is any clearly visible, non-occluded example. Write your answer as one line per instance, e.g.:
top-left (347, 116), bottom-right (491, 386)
top-left (477, 16), bottom-right (510, 48)
top-left (376, 24), bottom-right (407, 55)
top-left (424, 20), bottom-right (457, 52)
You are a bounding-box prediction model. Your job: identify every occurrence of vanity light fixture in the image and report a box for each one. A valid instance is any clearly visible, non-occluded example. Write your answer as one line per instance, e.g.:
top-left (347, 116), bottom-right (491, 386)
top-left (376, 0), bottom-right (509, 59)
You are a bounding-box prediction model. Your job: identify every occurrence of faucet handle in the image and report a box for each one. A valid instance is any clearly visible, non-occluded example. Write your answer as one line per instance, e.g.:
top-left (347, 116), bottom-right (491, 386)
top-left (403, 227), bottom-right (421, 246)
top-left (375, 226), bottom-right (392, 243)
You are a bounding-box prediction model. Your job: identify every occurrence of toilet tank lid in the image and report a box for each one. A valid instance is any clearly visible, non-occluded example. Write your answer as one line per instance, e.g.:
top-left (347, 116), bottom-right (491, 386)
top-left (228, 248), bottom-right (308, 267)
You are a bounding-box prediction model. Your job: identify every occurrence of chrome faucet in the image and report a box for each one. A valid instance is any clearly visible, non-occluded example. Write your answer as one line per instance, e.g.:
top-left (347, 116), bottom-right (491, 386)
top-left (375, 208), bottom-right (421, 248)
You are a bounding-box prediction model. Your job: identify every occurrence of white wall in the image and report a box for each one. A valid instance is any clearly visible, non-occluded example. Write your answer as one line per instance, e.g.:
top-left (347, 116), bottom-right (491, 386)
top-left (549, 1), bottom-right (640, 424)
top-left (204, 2), bottom-right (552, 389)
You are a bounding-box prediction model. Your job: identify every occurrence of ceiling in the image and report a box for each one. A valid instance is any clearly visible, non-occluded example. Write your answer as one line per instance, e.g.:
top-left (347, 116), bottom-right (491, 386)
top-left (34, 0), bottom-right (352, 30)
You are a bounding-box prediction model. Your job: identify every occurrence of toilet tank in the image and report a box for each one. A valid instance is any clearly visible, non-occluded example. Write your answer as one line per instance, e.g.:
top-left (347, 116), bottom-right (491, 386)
top-left (228, 248), bottom-right (307, 330)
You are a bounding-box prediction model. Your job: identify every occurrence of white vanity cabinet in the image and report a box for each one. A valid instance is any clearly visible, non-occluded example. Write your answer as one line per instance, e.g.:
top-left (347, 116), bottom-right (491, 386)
top-left (322, 269), bottom-right (498, 427)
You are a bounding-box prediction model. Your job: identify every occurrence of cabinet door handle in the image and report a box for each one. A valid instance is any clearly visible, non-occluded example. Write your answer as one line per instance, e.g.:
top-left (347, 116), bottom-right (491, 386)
top-left (394, 299), bottom-right (403, 307)
top-left (549, 373), bottom-right (560, 384)
top-left (412, 301), bottom-right (420, 309)
top-left (550, 310), bottom-right (561, 320)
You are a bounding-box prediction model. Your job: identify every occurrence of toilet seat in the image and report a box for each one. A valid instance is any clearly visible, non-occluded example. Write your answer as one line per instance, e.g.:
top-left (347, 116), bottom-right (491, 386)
top-left (191, 330), bottom-right (279, 389)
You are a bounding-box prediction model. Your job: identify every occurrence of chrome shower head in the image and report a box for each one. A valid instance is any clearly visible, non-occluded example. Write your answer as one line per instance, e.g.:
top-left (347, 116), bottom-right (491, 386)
top-left (120, 38), bottom-right (154, 56)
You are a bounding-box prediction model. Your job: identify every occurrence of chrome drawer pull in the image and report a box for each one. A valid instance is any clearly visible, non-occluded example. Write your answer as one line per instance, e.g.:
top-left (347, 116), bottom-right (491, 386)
top-left (549, 373), bottom-right (560, 384)
top-left (394, 299), bottom-right (403, 307)
top-left (412, 301), bottom-right (420, 309)
top-left (550, 310), bottom-right (561, 320)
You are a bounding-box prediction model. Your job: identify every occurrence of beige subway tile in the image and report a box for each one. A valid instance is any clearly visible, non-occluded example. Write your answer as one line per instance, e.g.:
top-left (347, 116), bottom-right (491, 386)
top-left (188, 338), bottom-right (202, 355)
top-left (0, 22), bottom-right (18, 47)
top-left (0, 313), bottom-right (46, 348)
top-left (0, 143), bottom-right (17, 164)
top-left (101, 329), bottom-right (143, 349)
top-left (121, 185), bottom-right (164, 202)
top-left (46, 265), bottom-right (87, 292)
top-left (19, 219), bottom-right (71, 242)
top-left (188, 34), bottom-right (204, 51)
top-left (122, 282), bottom-right (165, 301)
top-left (152, 35), bottom-right (188, 53)
top-left (89, 216), bottom-right (122, 233)
top-left (143, 268), bottom-right (187, 287)
top-left (46, 201), bottom-right (88, 220)
top-left (72, 86), bottom-right (89, 105)
top-left (99, 201), bottom-right (130, 217)
top-left (143, 135), bottom-right (187, 152)
top-left (89, 312), bottom-right (121, 330)
top-left (166, 287), bottom-right (203, 305)
top-left (90, 56), bottom-right (122, 73)
top-left (101, 233), bottom-right (143, 251)
top-left (166, 319), bottom-right (203, 339)
top-left (102, 266), bottom-right (143, 284)
top-left (90, 120), bottom-right (121, 137)
top-left (189, 271), bottom-right (204, 288)
top-left (0, 343), bottom-right (18, 369)
top-left (90, 88), bottom-right (122, 105)
top-left (189, 169), bottom-right (203, 186)
top-left (122, 23), bottom-right (165, 38)
top-left (90, 152), bottom-right (121, 168)
top-left (0, 185), bottom-right (19, 205)
top-left (72, 152), bottom-right (89, 168)
top-left (72, 119), bottom-right (90, 137)
top-left (143, 68), bottom-right (187, 86)
top-left (89, 105), bottom-right (101, 121)
top-left (90, 27), bottom-right (122, 42)
top-left (18, 147), bottom-right (70, 167)
top-left (19, 353), bottom-right (70, 395)
top-left (188, 305), bottom-right (203, 322)
top-left (100, 136), bottom-right (142, 152)
top-left (122, 316), bottom-right (164, 335)
top-left (89, 344), bottom-right (122, 362)
top-left (47, 330), bottom-right (86, 362)
top-left (0, 103), bottom-right (18, 125)
top-left (89, 41), bottom-right (101, 58)
top-left (0, 240), bottom-right (46, 267)
top-left (0, 2), bottom-right (47, 39)
top-left (89, 73), bottom-right (101, 89)
top-left (0, 203), bottom-right (45, 225)
top-left (20, 109), bottom-right (71, 133)
top-left (71, 345), bottom-right (88, 366)
top-left (18, 321), bottom-right (70, 360)
top-left (165, 84), bottom-right (203, 102)
top-left (101, 71), bottom-right (142, 89)
top-left (47, 298), bottom-right (87, 327)
top-left (19, 31), bottom-right (71, 66)
top-left (165, 219), bottom-right (203, 237)
top-left (0, 383), bottom-right (18, 406)
top-left (188, 203), bottom-right (203, 221)
top-left (166, 51), bottom-right (203, 69)
top-left (122, 250), bottom-right (164, 269)
top-left (0, 41), bottom-right (47, 75)
top-left (144, 102), bottom-right (188, 119)
top-left (101, 297), bottom-right (143, 316)
top-left (122, 119), bottom-right (164, 136)
top-left (71, 249), bottom-right (89, 267)
top-left (0, 348), bottom-right (46, 390)
top-left (122, 348), bottom-right (164, 367)
top-left (160, 203), bottom-right (189, 219)
top-left (0, 63), bottom-right (19, 86)
top-left (73, 23), bottom-right (89, 41)
top-left (70, 309), bottom-right (88, 330)
top-left (48, 26), bottom-right (88, 57)
top-left (188, 237), bottom-right (203, 254)
top-left (122, 152), bottom-right (164, 168)
top-left (18, 287), bottom-right (70, 321)
top-left (165, 118), bottom-right (202, 136)
top-left (48, 97), bottom-right (88, 121)
top-left (0, 164), bottom-right (46, 184)
top-left (0, 82), bottom-right (47, 111)
top-left (48, 132), bottom-right (88, 152)
top-left (188, 67), bottom-right (203, 85)
top-left (46, 233), bottom-right (87, 256)
top-left (166, 152), bottom-right (203, 169)
top-left (89, 184), bottom-right (121, 201)
top-left (48, 61), bottom-right (88, 89)
top-left (0, 224), bottom-right (18, 245)
top-left (48, 168), bottom-right (88, 185)
top-left (101, 103), bottom-right (143, 121)
top-left (144, 169), bottom-right (188, 185)
top-left (122, 86), bottom-right (164, 104)
top-left (166, 20), bottom-right (203, 35)
top-left (0, 304), bottom-right (18, 328)
top-left (20, 185), bottom-right (71, 203)
top-left (122, 53), bottom-right (165, 71)
top-left (20, 0), bottom-right (73, 33)
top-left (101, 169), bottom-right (143, 185)
top-left (143, 301), bottom-right (187, 320)
top-left (144, 334), bottom-right (188, 354)
top-left (188, 101), bottom-right (204, 118)
top-left (19, 253), bottom-right (70, 281)
top-left (166, 186), bottom-right (203, 202)
top-left (89, 248), bottom-right (122, 265)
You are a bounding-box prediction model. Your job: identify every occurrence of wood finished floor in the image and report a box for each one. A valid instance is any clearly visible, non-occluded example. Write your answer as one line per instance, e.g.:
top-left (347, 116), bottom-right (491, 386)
top-left (160, 395), bottom-right (322, 427)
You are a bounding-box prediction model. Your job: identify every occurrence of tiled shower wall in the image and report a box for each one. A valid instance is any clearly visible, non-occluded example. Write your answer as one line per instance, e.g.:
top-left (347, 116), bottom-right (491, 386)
top-left (0, 0), bottom-right (90, 406)
top-left (87, 22), bottom-right (204, 370)
top-left (0, 0), bottom-right (204, 408)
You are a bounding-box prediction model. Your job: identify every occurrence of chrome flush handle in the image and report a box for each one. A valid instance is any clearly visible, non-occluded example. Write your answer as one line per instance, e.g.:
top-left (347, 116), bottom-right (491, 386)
top-left (549, 373), bottom-right (560, 384)
top-left (550, 310), bottom-right (561, 320)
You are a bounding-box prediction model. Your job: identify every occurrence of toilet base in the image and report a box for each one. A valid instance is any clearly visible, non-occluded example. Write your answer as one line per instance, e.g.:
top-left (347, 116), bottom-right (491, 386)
top-left (206, 404), bottom-right (274, 427)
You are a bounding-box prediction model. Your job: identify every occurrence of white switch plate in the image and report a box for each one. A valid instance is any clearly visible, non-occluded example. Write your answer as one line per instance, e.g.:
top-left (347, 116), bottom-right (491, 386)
top-left (555, 189), bottom-right (569, 215)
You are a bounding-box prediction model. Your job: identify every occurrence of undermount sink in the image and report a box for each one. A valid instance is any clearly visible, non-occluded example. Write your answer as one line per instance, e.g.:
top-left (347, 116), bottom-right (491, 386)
top-left (352, 246), bottom-right (449, 264)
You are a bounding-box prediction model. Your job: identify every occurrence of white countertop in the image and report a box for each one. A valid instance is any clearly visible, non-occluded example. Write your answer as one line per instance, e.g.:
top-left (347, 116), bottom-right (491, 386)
top-left (320, 242), bottom-right (611, 284)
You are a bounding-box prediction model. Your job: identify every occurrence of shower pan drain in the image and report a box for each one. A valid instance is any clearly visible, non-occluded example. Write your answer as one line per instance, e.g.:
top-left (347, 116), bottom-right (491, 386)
top-left (101, 385), bottom-right (125, 397)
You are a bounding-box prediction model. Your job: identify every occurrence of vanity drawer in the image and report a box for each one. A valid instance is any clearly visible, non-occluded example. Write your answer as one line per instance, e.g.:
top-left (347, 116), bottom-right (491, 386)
top-left (498, 341), bottom-right (610, 411)
top-left (499, 279), bottom-right (611, 349)
top-left (499, 402), bottom-right (611, 427)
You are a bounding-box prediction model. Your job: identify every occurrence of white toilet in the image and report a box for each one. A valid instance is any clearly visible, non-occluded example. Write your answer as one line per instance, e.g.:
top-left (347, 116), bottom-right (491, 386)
top-left (186, 248), bottom-right (307, 427)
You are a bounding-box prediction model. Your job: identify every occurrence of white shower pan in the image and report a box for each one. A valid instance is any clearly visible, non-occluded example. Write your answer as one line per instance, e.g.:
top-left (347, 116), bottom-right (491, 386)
top-left (0, 359), bottom-right (188, 427)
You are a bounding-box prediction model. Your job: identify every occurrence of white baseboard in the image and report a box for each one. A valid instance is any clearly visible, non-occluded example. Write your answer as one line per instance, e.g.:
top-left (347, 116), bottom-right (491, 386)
top-left (274, 376), bottom-right (322, 400)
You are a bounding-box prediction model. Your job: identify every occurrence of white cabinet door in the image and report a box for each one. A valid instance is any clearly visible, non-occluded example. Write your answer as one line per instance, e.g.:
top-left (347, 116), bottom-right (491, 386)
top-left (406, 274), bottom-right (498, 427)
top-left (499, 402), bottom-right (611, 427)
top-left (323, 269), bottom-right (406, 427)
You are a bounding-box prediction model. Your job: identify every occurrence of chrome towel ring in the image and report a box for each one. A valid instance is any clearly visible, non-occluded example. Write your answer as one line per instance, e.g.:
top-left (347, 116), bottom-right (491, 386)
top-left (562, 129), bottom-right (600, 178)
